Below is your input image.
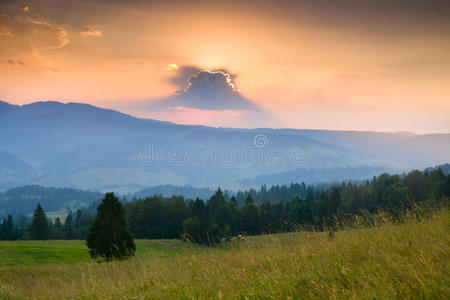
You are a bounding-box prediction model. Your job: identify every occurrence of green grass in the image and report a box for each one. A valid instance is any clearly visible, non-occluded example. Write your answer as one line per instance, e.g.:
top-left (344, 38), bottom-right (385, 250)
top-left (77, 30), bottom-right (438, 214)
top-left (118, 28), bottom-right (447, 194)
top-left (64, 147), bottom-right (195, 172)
top-left (0, 239), bottom-right (187, 266)
top-left (0, 240), bottom-right (89, 266)
top-left (0, 209), bottom-right (449, 299)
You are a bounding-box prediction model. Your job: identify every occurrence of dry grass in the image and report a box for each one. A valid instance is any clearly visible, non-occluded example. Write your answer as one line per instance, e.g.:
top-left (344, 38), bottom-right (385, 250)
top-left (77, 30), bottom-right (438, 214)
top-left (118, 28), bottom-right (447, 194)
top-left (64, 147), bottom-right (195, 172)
top-left (0, 209), bottom-right (449, 299)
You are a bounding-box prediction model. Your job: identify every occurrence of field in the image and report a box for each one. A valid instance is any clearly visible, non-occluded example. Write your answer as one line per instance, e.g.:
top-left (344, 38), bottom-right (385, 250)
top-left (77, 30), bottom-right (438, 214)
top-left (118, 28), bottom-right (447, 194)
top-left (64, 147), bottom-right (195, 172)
top-left (0, 240), bottom-right (186, 267)
top-left (0, 210), bottom-right (449, 299)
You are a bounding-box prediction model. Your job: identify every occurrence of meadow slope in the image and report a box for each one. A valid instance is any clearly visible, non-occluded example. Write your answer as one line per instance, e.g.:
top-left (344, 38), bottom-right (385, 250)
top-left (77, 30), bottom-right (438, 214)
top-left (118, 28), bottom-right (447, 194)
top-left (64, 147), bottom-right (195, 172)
top-left (0, 210), bottom-right (449, 299)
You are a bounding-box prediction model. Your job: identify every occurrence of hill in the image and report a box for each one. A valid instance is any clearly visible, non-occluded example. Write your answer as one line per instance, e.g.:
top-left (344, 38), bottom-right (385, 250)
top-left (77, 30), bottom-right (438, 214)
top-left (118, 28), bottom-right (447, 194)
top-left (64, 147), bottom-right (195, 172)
top-left (239, 165), bottom-right (391, 186)
top-left (0, 150), bottom-right (34, 191)
top-left (1, 100), bottom-right (449, 193)
top-left (0, 185), bottom-right (102, 217)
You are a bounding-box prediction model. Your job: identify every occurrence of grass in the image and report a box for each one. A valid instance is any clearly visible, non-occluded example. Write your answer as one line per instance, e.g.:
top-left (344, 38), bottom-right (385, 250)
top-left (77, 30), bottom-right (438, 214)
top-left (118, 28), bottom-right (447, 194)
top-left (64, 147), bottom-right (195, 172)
top-left (0, 209), bottom-right (449, 299)
top-left (0, 240), bottom-right (89, 266)
top-left (0, 240), bottom-right (187, 266)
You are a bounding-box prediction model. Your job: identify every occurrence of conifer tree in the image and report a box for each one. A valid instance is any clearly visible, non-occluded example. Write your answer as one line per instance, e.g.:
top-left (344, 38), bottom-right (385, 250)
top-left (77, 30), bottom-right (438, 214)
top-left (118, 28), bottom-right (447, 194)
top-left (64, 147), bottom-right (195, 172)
top-left (75, 209), bottom-right (82, 228)
top-left (0, 218), bottom-right (6, 240)
top-left (5, 215), bottom-right (16, 240)
top-left (29, 204), bottom-right (50, 240)
top-left (53, 217), bottom-right (63, 239)
top-left (239, 195), bottom-right (260, 235)
top-left (86, 193), bottom-right (135, 261)
top-left (63, 212), bottom-right (75, 239)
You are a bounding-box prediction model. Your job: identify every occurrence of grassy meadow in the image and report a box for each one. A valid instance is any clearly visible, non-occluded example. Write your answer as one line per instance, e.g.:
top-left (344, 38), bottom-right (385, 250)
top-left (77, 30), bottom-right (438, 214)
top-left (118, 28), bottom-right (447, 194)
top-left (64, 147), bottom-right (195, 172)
top-left (0, 240), bottom-right (186, 267)
top-left (0, 209), bottom-right (449, 299)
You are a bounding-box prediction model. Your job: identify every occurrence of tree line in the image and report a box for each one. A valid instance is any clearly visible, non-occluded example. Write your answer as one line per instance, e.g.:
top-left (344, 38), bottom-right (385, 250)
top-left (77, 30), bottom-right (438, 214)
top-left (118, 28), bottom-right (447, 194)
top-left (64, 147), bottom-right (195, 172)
top-left (0, 184), bottom-right (102, 217)
top-left (1, 168), bottom-right (449, 244)
top-left (124, 168), bottom-right (449, 244)
top-left (0, 206), bottom-right (94, 241)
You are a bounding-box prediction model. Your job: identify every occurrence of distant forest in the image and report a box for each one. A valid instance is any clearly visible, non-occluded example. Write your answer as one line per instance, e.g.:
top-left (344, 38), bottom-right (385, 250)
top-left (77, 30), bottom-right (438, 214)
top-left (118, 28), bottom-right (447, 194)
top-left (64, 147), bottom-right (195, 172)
top-left (0, 185), bottom-right (102, 216)
top-left (1, 166), bottom-right (449, 243)
top-left (2, 164), bottom-right (449, 218)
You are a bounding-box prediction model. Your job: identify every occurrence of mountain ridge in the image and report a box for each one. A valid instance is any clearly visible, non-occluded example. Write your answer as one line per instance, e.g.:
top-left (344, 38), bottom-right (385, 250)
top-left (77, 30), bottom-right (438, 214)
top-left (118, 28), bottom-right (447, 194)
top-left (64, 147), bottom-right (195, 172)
top-left (1, 100), bottom-right (449, 192)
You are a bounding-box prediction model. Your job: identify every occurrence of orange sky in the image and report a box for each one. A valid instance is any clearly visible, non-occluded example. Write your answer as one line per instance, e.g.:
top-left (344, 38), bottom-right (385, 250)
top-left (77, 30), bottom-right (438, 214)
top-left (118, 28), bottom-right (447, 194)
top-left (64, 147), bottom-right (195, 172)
top-left (1, 0), bottom-right (449, 133)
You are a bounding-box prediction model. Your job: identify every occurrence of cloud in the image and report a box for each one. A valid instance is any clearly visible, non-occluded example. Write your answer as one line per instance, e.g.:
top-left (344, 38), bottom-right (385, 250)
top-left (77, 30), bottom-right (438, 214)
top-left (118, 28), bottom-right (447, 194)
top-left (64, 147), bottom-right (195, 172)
top-left (0, 26), bottom-right (14, 38)
top-left (7, 59), bottom-right (26, 66)
top-left (80, 29), bottom-right (103, 37)
top-left (168, 65), bottom-right (239, 93)
top-left (23, 6), bottom-right (31, 12)
top-left (147, 68), bottom-right (260, 111)
top-left (168, 65), bottom-right (202, 93)
top-left (25, 18), bottom-right (70, 51)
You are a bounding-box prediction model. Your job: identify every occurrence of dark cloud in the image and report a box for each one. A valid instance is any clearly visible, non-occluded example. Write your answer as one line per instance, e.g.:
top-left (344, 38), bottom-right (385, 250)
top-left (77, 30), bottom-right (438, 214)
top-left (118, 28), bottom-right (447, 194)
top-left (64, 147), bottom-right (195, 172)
top-left (147, 68), bottom-right (259, 111)
top-left (7, 59), bottom-right (26, 66)
top-left (169, 66), bottom-right (201, 93)
top-left (169, 65), bottom-right (238, 94)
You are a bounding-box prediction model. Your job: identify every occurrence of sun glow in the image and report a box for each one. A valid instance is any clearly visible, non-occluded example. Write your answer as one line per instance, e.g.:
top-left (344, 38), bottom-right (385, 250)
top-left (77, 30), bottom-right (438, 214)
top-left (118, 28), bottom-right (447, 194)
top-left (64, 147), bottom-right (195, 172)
top-left (165, 63), bottom-right (179, 71)
top-left (0, 0), bottom-right (449, 132)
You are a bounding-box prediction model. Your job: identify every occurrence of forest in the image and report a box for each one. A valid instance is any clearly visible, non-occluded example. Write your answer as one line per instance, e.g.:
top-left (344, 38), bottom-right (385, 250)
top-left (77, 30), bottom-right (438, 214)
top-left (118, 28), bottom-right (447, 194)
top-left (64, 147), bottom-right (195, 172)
top-left (1, 168), bottom-right (449, 244)
top-left (0, 185), bottom-right (102, 216)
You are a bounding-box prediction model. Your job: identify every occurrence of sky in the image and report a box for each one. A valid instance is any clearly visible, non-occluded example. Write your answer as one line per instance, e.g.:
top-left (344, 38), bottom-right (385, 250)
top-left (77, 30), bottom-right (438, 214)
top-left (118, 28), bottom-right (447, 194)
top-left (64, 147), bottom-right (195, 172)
top-left (1, 0), bottom-right (449, 133)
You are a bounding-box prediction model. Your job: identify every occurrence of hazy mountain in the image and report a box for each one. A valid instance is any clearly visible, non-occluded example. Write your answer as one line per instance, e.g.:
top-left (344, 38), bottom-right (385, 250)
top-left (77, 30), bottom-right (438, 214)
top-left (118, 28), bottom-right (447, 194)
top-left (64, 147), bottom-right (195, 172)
top-left (0, 150), bottom-right (34, 191)
top-left (1, 100), bottom-right (449, 192)
top-left (240, 166), bottom-right (393, 186)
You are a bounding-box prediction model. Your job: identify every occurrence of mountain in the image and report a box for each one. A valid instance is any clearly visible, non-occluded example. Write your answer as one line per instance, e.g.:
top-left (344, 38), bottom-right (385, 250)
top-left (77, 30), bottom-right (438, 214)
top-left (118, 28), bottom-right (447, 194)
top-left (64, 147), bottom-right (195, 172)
top-left (240, 166), bottom-right (393, 186)
top-left (0, 150), bottom-right (34, 191)
top-left (0, 100), bottom-right (449, 193)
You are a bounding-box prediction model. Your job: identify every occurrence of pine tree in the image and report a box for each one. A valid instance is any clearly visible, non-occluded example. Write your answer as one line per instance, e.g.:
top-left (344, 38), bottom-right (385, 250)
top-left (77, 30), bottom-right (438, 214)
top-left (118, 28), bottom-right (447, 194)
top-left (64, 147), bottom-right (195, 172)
top-left (86, 193), bottom-right (135, 261)
top-left (329, 187), bottom-right (342, 215)
top-left (245, 194), bottom-right (254, 205)
top-left (63, 212), bottom-right (75, 239)
top-left (208, 188), bottom-right (225, 211)
top-left (75, 209), bottom-right (82, 228)
top-left (5, 215), bottom-right (16, 240)
top-left (0, 218), bottom-right (6, 240)
top-left (239, 195), bottom-right (260, 235)
top-left (53, 217), bottom-right (63, 239)
top-left (29, 204), bottom-right (50, 240)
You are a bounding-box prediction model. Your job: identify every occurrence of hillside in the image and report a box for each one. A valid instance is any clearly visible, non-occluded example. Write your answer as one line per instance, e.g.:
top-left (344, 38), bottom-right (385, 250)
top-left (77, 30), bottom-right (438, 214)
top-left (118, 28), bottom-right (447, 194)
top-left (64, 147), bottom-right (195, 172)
top-left (0, 185), bottom-right (102, 217)
top-left (240, 165), bottom-right (391, 186)
top-left (1, 100), bottom-right (449, 192)
top-left (0, 208), bottom-right (448, 299)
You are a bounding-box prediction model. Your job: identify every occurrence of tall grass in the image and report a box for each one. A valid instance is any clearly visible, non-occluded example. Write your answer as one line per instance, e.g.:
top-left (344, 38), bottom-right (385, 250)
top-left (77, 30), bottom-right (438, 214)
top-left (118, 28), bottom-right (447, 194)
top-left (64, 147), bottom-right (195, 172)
top-left (0, 208), bottom-right (448, 299)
